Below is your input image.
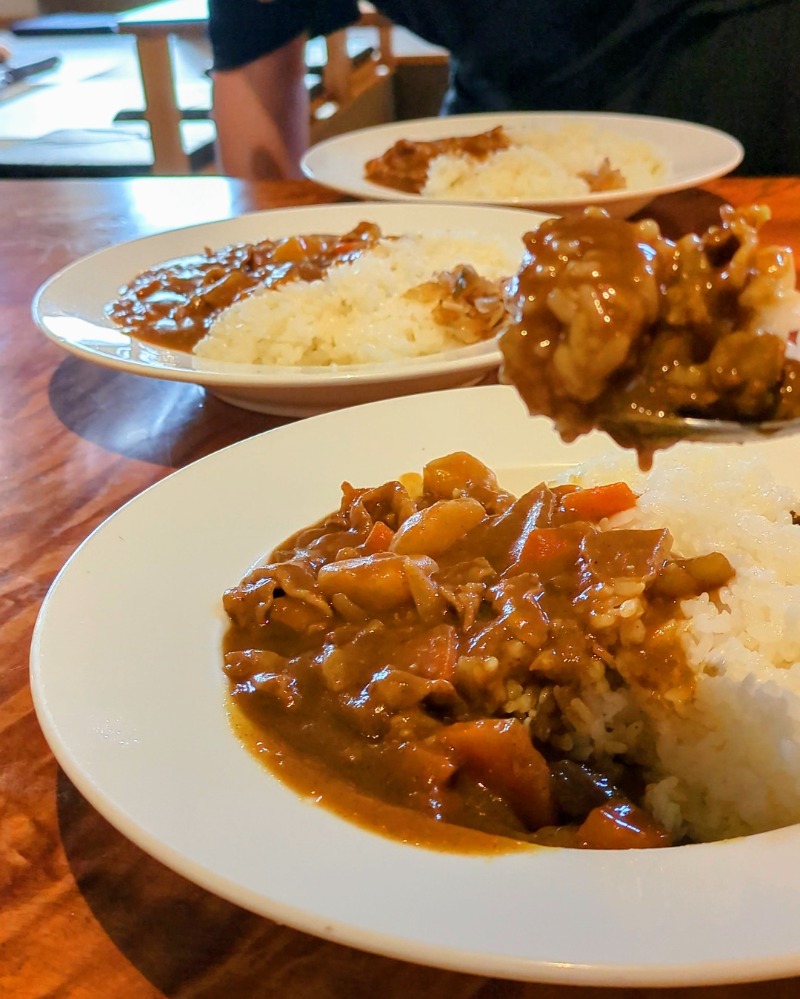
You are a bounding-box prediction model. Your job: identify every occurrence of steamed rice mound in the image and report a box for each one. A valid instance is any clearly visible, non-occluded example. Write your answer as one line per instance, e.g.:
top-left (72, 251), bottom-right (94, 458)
top-left (568, 445), bottom-right (800, 843)
top-left (423, 123), bottom-right (667, 201)
top-left (194, 233), bottom-right (517, 367)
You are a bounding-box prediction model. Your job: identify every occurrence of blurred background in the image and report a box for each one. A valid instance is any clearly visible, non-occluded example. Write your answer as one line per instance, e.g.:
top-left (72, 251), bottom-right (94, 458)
top-left (0, 0), bottom-right (448, 176)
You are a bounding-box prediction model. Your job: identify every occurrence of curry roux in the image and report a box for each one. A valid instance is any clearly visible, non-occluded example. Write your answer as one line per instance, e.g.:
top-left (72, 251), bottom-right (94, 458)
top-left (221, 452), bottom-right (733, 851)
top-left (108, 222), bottom-right (385, 350)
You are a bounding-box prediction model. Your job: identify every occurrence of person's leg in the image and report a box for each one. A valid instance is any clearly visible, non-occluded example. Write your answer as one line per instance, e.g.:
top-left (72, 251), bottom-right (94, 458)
top-left (212, 38), bottom-right (310, 180)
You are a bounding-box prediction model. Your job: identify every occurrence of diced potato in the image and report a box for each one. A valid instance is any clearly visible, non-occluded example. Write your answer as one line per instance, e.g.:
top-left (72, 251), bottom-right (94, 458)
top-left (390, 498), bottom-right (486, 557)
top-left (317, 553), bottom-right (414, 612)
top-left (422, 451), bottom-right (499, 499)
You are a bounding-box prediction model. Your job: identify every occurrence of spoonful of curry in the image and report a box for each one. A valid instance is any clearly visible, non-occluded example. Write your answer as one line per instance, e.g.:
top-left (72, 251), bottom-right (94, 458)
top-left (498, 204), bottom-right (800, 467)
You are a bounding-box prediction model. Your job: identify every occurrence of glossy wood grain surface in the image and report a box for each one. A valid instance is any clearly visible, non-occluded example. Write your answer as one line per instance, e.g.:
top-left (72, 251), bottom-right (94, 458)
top-left (3, 175), bottom-right (800, 999)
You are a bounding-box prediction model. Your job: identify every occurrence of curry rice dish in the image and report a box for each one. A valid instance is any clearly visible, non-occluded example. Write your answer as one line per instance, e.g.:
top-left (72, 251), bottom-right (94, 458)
top-left (221, 447), bottom-right (800, 851)
top-left (108, 222), bottom-right (516, 366)
top-left (109, 205), bottom-right (800, 468)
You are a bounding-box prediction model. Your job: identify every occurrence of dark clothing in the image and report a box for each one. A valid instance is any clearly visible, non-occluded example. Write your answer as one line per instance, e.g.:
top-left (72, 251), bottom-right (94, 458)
top-left (208, 0), bottom-right (800, 175)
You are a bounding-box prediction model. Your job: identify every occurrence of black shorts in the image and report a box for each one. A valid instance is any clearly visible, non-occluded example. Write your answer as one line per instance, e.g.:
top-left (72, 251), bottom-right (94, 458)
top-left (208, 0), bottom-right (359, 71)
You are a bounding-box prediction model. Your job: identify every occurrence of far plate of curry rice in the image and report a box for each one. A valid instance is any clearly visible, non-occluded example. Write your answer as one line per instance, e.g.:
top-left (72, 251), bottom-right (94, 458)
top-left (31, 385), bottom-right (800, 987)
top-left (301, 111), bottom-right (744, 218)
top-left (32, 201), bottom-right (546, 417)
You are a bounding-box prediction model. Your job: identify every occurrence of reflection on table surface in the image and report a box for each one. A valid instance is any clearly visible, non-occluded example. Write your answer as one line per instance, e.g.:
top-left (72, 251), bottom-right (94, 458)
top-left (4, 174), bottom-right (800, 999)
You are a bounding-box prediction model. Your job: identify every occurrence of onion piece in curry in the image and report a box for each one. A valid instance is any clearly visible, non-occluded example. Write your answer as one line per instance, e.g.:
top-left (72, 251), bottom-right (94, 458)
top-left (222, 451), bottom-right (733, 852)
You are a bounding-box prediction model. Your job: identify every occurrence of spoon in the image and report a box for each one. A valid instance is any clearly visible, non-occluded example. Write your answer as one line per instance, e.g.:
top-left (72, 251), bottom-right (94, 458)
top-left (597, 411), bottom-right (800, 446)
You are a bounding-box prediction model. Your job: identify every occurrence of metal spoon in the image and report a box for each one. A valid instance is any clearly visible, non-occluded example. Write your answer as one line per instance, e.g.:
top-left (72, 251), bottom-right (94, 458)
top-left (597, 411), bottom-right (800, 446)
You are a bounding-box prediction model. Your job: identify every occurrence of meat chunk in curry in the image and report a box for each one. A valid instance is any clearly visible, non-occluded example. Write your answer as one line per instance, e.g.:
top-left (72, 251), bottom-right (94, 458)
top-left (222, 452), bottom-right (733, 852)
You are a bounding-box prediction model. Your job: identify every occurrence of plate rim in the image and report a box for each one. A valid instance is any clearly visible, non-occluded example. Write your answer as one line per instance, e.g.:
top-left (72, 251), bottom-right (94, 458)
top-left (29, 384), bottom-right (800, 988)
top-left (31, 200), bottom-right (548, 392)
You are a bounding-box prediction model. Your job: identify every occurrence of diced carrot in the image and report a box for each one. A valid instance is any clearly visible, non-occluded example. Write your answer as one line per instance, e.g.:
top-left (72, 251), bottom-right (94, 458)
top-left (442, 718), bottom-right (556, 830)
top-left (576, 801), bottom-right (672, 849)
top-left (394, 624), bottom-right (459, 681)
top-left (562, 482), bottom-right (638, 522)
top-left (360, 520), bottom-right (395, 554)
top-left (514, 526), bottom-right (580, 577)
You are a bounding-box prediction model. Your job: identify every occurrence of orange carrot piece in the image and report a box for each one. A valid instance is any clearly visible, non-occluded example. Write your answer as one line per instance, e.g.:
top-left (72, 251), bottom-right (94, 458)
top-left (562, 482), bottom-right (638, 522)
top-left (395, 624), bottom-right (459, 681)
top-left (360, 520), bottom-right (395, 554)
top-left (576, 801), bottom-right (672, 849)
top-left (442, 718), bottom-right (556, 830)
top-left (515, 526), bottom-right (580, 577)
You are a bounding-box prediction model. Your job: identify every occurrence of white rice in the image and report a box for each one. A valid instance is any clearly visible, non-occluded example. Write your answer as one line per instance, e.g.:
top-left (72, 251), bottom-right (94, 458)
top-left (564, 445), bottom-right (800, 843)
top-left (423, 123), bottom-right (667, 201)
top-left (194, 233), bottom-right (518, 367)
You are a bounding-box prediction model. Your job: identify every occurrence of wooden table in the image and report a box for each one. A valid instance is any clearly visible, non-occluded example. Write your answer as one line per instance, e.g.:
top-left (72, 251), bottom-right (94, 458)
top-left (3, 175), bottom-right (800, 999)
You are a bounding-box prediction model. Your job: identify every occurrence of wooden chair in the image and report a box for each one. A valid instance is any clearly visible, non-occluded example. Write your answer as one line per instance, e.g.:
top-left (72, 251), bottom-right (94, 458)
top-left (116, 0), bottom-right (448, 173)
top-left (310, 9), bottom-right (397, 145)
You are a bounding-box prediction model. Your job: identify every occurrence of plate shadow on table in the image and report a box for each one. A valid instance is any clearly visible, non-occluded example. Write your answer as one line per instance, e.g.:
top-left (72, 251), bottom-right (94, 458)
top-left (54, 764), bottom-right (800, 999)
top-left (47, 355), bottom-right (284, 467)
top-left (54, 768), bottom-right (507, 999)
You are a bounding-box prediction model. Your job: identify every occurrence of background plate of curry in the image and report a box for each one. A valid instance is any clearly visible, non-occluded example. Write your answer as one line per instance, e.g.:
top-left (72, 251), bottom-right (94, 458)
top-left (30, 385), bottom-right (800, 988)
top-left (301, 111), bottom-right (744, 218)
top-left (32, 201), bottom-right (546, 417)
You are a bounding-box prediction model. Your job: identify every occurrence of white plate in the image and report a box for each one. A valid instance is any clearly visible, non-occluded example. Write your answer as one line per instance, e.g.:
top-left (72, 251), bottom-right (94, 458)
top-left (31, 202), bottom-right (548, 417)
top-left (30, 385), bottom-right (800, 988)
top-left (301, 111), bottom-right (744, 218)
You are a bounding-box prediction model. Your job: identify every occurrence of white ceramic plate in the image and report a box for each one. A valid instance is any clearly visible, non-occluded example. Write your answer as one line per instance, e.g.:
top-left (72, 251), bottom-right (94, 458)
top-left (30, 385), bottom-right (800, 988)
top-left (31, 202), bottom-right (548, 417)
top-left (301, 111), bottom-right (744, 218)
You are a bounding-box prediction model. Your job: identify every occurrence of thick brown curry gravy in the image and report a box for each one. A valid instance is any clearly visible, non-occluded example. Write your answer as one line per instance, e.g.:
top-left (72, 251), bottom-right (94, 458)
top-left (108, 222), bottom-right (385, 351)
top-left (221, 452), bottom-right (733, 852)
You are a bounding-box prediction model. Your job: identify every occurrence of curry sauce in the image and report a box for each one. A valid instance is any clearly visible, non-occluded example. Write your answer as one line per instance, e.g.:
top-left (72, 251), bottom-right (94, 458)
top-left (221, 452), bottom-right (733, 851)
top-left (108, 221), bottom-right (385, 350)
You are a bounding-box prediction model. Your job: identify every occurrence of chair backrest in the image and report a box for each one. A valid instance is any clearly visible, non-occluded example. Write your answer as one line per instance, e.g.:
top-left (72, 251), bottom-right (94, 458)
top-left (321, 8), bottom-right (395, 105)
